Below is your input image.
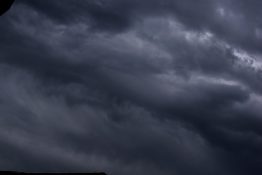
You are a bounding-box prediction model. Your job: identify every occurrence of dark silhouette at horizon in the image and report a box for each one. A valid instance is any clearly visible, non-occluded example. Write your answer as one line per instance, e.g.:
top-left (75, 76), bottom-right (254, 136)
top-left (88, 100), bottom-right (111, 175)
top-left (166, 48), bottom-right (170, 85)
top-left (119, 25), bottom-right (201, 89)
top-left (0, 171), bottom-right (107, 175)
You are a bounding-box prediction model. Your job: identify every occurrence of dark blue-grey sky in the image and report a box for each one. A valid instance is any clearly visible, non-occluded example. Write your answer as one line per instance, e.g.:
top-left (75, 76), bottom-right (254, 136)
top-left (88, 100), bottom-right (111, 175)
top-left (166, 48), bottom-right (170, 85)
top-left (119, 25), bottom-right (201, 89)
top-left (0, 0), bottom-right (262, 174)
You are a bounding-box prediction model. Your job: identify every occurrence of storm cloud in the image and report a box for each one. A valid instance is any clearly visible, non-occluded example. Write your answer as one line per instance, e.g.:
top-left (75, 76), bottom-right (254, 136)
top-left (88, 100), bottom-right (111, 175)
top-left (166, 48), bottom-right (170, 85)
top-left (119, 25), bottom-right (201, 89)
top-left (0, 0), bottom-right (262, 175)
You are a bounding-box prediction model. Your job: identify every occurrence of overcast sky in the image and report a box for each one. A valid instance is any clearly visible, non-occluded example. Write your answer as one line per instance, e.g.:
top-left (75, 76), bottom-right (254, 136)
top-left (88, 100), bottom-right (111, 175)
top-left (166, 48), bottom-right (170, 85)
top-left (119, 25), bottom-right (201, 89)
top-left (0, 0), bottom-right (262, 174)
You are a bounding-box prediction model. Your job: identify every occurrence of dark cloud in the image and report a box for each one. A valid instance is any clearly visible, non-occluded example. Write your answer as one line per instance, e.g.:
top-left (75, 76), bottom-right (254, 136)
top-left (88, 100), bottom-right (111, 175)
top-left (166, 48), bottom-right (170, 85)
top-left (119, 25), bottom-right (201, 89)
top-left (0, 0), bottom-right (15, 16)
top-left (0, 0), bottom-right (262, 175)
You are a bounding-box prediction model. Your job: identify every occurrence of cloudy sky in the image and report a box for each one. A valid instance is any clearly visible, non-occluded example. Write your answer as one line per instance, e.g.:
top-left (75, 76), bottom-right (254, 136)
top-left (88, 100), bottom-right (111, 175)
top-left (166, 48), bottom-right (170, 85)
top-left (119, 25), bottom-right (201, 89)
top-left (0, 0), bottom-right (262, 174)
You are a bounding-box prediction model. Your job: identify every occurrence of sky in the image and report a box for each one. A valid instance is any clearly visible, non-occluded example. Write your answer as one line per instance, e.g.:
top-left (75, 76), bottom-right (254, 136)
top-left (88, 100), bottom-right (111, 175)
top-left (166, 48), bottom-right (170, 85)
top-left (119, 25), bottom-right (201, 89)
top-left (0, 0), bottom-right (262, 174)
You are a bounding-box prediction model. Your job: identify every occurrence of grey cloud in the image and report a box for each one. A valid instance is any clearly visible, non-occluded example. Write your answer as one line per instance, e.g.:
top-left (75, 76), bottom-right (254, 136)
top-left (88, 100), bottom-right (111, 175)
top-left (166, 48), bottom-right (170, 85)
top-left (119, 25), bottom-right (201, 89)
top-left (18, 0), bottom-right (262, 53)
top-left (0, 0), bottom-right (262, 175)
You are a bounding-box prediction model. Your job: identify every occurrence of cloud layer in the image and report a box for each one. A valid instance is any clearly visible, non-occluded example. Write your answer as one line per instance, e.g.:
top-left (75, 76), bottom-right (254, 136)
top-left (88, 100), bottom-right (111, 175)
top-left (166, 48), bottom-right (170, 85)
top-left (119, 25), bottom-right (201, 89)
top-left (0, 0), bottom-right (262, 174)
